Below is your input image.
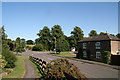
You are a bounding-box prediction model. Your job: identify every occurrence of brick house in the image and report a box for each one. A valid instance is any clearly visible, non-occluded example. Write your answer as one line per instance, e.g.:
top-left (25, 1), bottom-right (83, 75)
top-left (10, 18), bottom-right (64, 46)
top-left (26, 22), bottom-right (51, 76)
top-left (77, 34), bottom-right (120, 62)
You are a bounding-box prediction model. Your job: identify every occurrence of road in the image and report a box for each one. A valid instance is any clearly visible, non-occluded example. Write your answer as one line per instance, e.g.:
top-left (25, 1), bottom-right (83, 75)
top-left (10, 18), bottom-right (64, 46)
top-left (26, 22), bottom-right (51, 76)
top-left (21, 50), bottom-right (119, 79)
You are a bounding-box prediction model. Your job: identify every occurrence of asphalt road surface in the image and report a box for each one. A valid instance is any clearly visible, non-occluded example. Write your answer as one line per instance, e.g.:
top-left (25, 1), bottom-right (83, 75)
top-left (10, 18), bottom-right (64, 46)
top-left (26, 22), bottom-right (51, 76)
top-left (20, 50), bottom-right (119, 79)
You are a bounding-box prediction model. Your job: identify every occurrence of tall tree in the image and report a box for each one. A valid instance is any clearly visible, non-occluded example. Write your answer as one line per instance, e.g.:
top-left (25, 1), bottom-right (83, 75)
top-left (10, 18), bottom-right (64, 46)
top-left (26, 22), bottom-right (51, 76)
top-left (67, 36), bottom-right (76, 49)
top-left (51, 25), bottom-right (69, 52)
top-left (15, 37), bottom-right (25, 53)
top-left (26, 40), bottom-right (34, 45)
top-left (37, 26), bottom-right (51, 50)
top-left (116, 33), bottom-right (120, 38)
top-left (71, 26), bottom-right (84, 50)
top-left (16, 37), bottom-right (21, 45)
top-left (89, 30), bottom-right (98, 37)
top-left (1, 26), bottom-right (8, 40)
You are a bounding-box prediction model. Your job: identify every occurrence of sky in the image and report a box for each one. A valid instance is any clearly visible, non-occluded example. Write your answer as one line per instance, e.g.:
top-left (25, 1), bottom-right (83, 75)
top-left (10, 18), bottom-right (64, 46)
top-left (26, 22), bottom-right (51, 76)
top-left (2, 2), bottom-right (118, 41)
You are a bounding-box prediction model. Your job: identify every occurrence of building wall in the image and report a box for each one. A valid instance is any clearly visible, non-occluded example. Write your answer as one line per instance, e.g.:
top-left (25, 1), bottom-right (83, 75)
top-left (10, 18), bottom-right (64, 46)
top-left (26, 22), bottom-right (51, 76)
top-left (111, 41), bottom-right (120, 54)
top-left (78, 40), bottom-right (111, 62)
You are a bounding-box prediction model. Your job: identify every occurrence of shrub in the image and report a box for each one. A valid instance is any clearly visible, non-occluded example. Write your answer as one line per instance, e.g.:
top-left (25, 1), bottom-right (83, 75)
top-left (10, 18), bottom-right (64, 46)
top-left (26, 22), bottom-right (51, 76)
top-left (45, 58), bottom-right (87, 80)
top-left (102, 51), bottom-right (111, 64)
top-left (0, 55), bottom-right (7, 68)
top-left (32, 44), bottom-right (43, 51)
top-left (2, 49), bottom-right (17, 68)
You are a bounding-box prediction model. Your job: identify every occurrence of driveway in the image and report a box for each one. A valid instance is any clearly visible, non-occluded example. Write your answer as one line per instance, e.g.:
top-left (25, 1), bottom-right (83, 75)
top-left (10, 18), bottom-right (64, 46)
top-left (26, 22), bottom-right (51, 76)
top-left (21, 50), bottom-right (119, 79)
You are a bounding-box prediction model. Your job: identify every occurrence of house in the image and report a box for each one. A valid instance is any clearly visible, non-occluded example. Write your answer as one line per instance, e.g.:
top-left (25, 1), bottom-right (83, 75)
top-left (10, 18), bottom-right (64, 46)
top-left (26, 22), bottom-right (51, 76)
top-left (77, 34), bottom-right (120, 62)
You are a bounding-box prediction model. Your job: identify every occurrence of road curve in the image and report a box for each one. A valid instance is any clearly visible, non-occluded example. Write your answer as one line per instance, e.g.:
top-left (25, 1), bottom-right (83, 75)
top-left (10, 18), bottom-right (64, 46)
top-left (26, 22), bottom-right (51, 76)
top-left (21, 50), bottom-right (119, 79)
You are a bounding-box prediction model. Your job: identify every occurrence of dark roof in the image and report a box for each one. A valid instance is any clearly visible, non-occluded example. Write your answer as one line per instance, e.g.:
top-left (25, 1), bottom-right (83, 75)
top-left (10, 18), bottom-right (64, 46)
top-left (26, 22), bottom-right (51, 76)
top-left (79, 34), bottom-right (120, 42)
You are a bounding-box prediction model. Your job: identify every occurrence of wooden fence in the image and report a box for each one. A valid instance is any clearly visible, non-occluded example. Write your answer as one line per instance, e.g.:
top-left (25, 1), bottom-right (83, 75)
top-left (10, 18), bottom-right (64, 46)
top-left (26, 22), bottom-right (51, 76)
top-left (29, 56), bottom-right (47, 76)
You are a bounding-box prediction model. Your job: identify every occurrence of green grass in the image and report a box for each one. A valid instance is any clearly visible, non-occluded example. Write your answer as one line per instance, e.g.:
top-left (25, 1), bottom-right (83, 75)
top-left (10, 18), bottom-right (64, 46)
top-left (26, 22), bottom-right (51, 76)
top-left (3, 55), bottom-right (26, 78)
top-left (49, 52), bottom-right (76, 57)
top-left (26, 44), bottom-right (35, 47)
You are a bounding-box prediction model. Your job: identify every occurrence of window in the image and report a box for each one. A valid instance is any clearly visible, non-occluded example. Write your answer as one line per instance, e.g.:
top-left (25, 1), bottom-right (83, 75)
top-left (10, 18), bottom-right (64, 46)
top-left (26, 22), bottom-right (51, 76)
top-left (83, 43), bottom-right (87, 49)
top-left (95, 42), bottom-right (100, 49)
top-left (96, 51), bottom-right (101, 59)
top-left (83, 51), bottom-right (87, 58)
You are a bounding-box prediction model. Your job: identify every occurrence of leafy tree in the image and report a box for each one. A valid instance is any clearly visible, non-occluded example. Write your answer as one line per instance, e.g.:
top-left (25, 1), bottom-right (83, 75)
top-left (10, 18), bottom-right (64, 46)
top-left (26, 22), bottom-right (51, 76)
top-left (116, 33), bottom-right (120, 38)
top-left (37, 26), bottom-right (51, 51)
top-left (71, 26), bottom-right (84, 50)
top-left (89, 30), bottom-right (97, 37)
top-left (16, 37), bottom-right (21, 45)
top-left (1, 26), bottom-right (8, 40)
top-left (26, 40), bottom-right (34, 45)
top-left (50, 25), bottom-right (69, 52)
top-left (110, 34), bottom-right (115, 36)
top-left (51, 25), bottom-right (64, 51)
top-left (35, 38), bottom-right (40, 44)
top-left (1, 26), bottom-right (17, 68)
top-left (21, 38), bottom-right (26, 43)
top-left (15, 37), bottom-right (25, 53)
top-left (99, 32), bottom-right (107, 35)
top-left (67, 36), bottom-right (76, 50)
top-left (32, 44), bottom-right (44, 51)
top-left (56, 38), bottom-right (69, 53)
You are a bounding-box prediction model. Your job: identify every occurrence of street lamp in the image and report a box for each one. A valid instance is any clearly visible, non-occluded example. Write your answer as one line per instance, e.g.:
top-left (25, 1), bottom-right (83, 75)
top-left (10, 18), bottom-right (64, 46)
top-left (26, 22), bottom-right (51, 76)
top-left (54, 37), bottom-right (56, 54)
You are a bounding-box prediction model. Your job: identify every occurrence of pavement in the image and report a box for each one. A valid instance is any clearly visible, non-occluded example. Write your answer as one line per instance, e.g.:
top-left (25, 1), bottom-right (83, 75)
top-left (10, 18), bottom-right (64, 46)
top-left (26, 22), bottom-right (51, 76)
top-left (20, 50), bottom-right (120, 79)
top-left (22, 56), bottom-right (39, 79)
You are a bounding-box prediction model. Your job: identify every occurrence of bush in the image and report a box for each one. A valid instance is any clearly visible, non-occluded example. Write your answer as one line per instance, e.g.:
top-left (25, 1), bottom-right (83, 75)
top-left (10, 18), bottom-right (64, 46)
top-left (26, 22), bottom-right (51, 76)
top-left (32, 44), bottom-right (43, 51)
top-left (102, 51), bottom-right (111, 64)
top-left (2, 49), bottom-right (17, 68)
top-left (45, 58), bottom-right (87, 80)
top-left (0, 55), bottom-right (7, 68)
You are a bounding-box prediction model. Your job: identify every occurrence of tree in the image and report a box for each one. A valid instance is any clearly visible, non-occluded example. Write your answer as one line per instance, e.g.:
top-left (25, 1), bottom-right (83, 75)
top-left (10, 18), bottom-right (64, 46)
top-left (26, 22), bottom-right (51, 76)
top-left (51, 25), bottom-right (64, 51)
top-left (71, 26), bottom-right (84, 50)
top-left (110, 34), bottom-right (115, 36)
top-left (26, 40), bottom-right (34, 45)
top-left (89, 30), bottom-right (97, 37)
top-left (50, 25), bottom-right (69, 52)
top-left (1, 26), bottom-right (8, 40)
top-left (67, 36), bottom-right (76, 50)
top-left (99, 32), bottom-right (107, 35)
top-left (35, 38), bottom-right (40, 44)
top-left (16, 37), bottom-right (21, 45)
top-left (116, 33), bottom-right (120, 38)
top-left (15, 37), bottom-right (25, 53)
top-left (32, 44), bottom-right (44, 51)
top-left (1, 26), bottom-right (17, 68)
top-left (37, 26), bottom-right (51, 51)
top-left (56, 38), bottom-right (69, 53)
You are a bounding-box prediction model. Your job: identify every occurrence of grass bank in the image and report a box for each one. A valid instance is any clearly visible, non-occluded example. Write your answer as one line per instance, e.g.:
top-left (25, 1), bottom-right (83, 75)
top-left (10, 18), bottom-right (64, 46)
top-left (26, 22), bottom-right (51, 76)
top-left (49, 52), bottom-right (76, 57)
top-left (3, 55), bottom-right (26, 78)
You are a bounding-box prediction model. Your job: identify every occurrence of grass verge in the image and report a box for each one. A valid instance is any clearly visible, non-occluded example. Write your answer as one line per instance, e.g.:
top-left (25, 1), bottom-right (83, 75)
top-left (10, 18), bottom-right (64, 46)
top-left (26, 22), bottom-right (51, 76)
top-left (49, 52), bottom-right (76, 57)
top-left (2, 55), bottom-right (25, 78)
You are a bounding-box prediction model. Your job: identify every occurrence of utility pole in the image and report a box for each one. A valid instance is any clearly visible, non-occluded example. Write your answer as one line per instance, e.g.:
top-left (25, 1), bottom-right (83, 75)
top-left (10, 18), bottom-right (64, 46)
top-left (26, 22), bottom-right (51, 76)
top-left (54, 37), bottom-right (56, 54)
